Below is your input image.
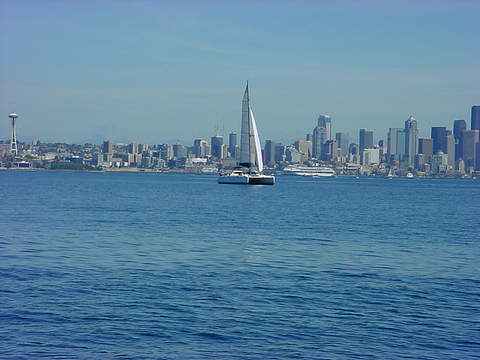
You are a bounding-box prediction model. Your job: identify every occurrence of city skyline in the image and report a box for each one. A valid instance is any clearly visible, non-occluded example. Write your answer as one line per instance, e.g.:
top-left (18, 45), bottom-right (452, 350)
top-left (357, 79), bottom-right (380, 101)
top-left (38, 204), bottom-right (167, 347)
top-left (1, 1), bottom-right (479, 144)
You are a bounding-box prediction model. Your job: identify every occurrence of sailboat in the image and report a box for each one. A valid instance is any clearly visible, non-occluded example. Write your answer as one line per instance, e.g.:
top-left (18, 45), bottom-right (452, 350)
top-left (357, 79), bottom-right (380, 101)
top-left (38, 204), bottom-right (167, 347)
top-left (218, 83), bottom-right (275, 185)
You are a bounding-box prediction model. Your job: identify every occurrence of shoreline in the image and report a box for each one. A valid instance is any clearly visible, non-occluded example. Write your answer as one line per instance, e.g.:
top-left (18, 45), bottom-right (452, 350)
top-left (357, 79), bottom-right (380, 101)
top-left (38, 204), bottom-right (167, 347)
top-left (0, 167), bottom-right (477, 179)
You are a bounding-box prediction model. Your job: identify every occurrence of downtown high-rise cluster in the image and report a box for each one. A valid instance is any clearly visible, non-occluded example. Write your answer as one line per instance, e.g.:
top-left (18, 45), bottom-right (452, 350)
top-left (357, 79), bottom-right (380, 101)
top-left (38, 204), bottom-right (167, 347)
top-left (2, 106), bottom-right (480, 177)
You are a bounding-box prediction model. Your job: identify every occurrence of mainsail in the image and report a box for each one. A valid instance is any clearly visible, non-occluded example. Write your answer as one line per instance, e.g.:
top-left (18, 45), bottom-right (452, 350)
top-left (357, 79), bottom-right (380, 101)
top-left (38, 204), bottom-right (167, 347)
top-left (240, 84), bottom-right (251, 166)
top-left (239, 82), bottom-right (263, 171)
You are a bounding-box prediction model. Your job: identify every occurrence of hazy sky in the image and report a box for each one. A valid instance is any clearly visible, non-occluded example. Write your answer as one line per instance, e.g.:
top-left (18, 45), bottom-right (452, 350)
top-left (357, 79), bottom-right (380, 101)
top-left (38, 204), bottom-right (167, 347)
top-left (1, 0), bottom-right (479, 145)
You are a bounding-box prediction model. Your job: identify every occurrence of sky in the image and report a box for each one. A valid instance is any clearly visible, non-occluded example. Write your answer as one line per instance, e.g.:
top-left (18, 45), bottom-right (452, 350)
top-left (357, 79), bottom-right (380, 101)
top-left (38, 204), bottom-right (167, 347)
top-left (1, 0), bottom-right (479, 145)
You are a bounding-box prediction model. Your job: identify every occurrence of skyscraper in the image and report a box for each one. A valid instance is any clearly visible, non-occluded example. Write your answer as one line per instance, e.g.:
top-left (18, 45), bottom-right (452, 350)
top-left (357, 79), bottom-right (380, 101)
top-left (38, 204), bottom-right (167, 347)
top-left (445, 130), bottom-right (455, 169)
top-left (359, 129), bottom-right (374, 153)
top-left (313, 125), bottom-right (328, 159)
top-left (387, 128), bottom-right (402, 162)
top-left (294, 139), bottom-right (312, 159)
top-left (229, 132), bottom-right (237, 159)
top-left (461, 130), bottom-right (479, 169)
top-left (103, 140), bottom-right (113, 154)
top-left (418, 138), bottom-right (433, 162)
top-left (274, 144), bottom-right (286, 162)
top-left (471, 105), bottom-right (480, 130)
top-left (404, 116), bottom-right (419, 167)
top-left (210, 135), bottom-right (223, 159)
top-left (193, 139), bottom-right (209, 157)
top-left (431, 127), bottom-right (447, 154)
top-left (173, 144), bottom-right (187, 159)
top-left (335, 132), bottom-right (349, 156)
top-left (322, 140), bottom-right (337, 161)
top-left (453, 119), bottom-right (467, 160)
top-left (264, 140), bottom-right (276, 166)
top-left (317, 115), bottom-right (332, 140)
top-left (128, 142), bottom-right (138, 154)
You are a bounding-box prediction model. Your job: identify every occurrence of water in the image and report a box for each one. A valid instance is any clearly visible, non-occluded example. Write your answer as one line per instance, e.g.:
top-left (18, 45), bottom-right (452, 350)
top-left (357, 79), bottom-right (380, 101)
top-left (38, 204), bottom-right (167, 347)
top-left (1, 171), bottom-right (479, 359)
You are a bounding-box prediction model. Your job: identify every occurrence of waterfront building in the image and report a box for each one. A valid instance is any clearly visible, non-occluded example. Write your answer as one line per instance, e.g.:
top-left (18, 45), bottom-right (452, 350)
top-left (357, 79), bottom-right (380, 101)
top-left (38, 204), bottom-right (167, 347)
top-left (317, 115), bottom-right (332, 140)
top-left (453, 120), bottom-right (466, 160)
top-left (404, 116), bottom-right (418, 168)
top-left (211, 135), bottom-right (223, 159)
top-left (457, 158), bottom-right (466, 174)
top-left (431, 152), bottom-right (449, 174)
top-left (472, 105), bottom-right (480, 130)
top-left (359, 129), bottom-right (374, 153)
top-left (361, 148), bottom-right (380, 165)
top-left (431, 127), bottom-right (447, 154)
top-left (335, 132), bottom-right (349, 156)
top-left (415, 153), bottom-right (428, 170)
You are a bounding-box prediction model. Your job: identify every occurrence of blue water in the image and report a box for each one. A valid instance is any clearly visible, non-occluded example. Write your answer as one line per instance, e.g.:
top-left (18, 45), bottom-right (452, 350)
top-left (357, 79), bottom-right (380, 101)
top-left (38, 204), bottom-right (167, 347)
top-left (1, 171), bottom-right (479, 359)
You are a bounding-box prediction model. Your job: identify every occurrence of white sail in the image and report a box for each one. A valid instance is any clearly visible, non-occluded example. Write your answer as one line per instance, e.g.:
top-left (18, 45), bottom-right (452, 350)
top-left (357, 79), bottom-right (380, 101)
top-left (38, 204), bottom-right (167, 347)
top-left (240, 84), bottom-right (250, 165)
top-left (249, 107), bottom-right (263, 172)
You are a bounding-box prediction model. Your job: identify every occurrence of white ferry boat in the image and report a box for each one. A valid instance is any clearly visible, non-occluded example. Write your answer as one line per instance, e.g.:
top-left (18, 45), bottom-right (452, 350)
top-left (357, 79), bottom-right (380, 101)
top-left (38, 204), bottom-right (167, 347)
top-left (283, 165), bottom-right (336, 177)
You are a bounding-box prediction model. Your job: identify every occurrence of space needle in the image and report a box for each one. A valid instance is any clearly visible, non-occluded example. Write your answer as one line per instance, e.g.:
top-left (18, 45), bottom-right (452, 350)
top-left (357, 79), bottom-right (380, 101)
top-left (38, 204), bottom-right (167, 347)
top-left (8, 112), bottom-right (19, 155)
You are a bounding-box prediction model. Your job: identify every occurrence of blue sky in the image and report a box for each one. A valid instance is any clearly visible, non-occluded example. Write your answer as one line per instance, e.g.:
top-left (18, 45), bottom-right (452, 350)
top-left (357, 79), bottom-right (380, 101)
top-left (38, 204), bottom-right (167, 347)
top-left (1, 0), bottom-right (479, 145)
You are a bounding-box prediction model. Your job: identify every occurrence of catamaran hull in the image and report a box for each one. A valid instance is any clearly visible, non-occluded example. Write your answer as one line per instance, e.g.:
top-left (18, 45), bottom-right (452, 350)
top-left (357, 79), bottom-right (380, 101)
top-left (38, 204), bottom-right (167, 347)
top-left (248, 176), bottom-right (275, 185)
top-left (218, 175), bottom-right (249, 184)
top-left (218, 175), bottom-right (275, 185)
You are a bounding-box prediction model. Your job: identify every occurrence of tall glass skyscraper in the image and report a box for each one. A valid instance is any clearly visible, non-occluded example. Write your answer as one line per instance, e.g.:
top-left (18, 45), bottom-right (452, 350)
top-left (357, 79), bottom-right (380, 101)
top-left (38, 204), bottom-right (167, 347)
top-left (359, 129), bottom-right (374, 153)
top-left (471, 106), bottom-right (480, 130)
top-left (404, 116), bottom-right (418, 167)
top-left (312, 125), bottom-right (328, 159)
top-left (335, 132), bottom-right (349, 156)
top-left (317, 115), bottom-right (331, 141)
top-left (431, 127), bottom-right (447, 154)
top-left (210, 135), bottom-right (223, 159)
top-left (453, 120), bottom-right (466, 161)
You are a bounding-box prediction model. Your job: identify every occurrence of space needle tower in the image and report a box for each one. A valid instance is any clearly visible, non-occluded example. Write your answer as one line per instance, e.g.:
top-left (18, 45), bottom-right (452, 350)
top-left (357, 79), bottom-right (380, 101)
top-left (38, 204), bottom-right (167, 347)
top-left (8, 112), bottom-right (19, 155)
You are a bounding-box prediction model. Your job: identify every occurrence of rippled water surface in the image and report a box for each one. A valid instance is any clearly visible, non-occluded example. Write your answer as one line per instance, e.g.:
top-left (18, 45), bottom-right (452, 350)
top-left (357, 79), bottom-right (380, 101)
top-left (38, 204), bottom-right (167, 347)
top-left (1, 171), bottom-right (479, 359)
